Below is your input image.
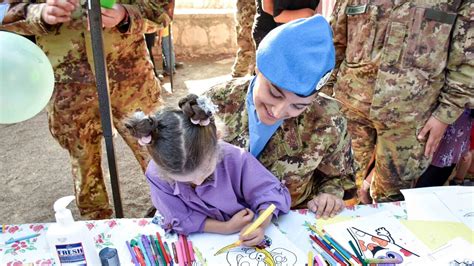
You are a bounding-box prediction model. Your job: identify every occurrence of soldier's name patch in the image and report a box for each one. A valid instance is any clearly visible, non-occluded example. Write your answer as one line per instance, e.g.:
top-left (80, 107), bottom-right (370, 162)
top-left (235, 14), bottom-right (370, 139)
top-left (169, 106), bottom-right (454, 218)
top-left (345, 4), bottom-right (367, 15)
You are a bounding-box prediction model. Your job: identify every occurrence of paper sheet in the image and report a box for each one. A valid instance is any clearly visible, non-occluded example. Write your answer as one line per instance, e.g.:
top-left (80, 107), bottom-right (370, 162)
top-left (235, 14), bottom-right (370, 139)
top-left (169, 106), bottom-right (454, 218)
top-left (417, 237), bottom-right (474, 265)
top-left (189, 223), bottom-right (306, 266)
top-left (323, 212), bottom-right (430, 265)
top-left (401, 187), bottom-right (474, 230)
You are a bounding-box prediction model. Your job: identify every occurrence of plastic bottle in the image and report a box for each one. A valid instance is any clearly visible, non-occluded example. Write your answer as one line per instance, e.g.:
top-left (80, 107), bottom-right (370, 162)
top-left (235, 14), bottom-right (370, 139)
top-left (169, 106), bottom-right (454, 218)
top-left (46, 196), bottom-right (101, 265)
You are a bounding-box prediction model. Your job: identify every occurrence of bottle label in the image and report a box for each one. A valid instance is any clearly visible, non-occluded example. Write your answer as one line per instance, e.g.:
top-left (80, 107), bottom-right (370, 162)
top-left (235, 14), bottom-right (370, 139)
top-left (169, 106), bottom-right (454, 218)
top-left (55, 243), bottom-right (88, 265)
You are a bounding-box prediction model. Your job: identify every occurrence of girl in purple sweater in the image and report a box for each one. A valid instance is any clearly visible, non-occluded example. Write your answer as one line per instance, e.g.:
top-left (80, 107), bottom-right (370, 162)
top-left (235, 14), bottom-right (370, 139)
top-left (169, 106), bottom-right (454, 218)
top-left (125, 94), bottom-right (291, 246)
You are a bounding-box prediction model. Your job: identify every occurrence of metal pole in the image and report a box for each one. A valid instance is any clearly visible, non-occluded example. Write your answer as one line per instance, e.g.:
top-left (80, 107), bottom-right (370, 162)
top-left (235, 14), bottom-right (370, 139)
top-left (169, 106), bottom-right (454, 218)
top-left (87, 0), bottom-right (124, 218)
top-left (168, 23), bottom-right (174, 93)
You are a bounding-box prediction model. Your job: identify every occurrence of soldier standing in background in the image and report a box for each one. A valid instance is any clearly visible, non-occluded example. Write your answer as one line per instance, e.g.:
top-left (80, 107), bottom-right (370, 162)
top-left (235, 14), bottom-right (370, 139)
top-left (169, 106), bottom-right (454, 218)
top-left (231, 0), bottom-right (256, 78)
top-left (324, 0), bottom-right (473, 202)
top-left (1, 0), bottom-right (171, 219)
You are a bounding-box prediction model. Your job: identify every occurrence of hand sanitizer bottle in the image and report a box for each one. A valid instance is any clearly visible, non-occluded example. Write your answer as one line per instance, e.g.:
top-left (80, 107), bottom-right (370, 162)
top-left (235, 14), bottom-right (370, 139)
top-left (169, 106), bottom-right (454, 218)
top-left (46, 196), bottom-right (100, 265)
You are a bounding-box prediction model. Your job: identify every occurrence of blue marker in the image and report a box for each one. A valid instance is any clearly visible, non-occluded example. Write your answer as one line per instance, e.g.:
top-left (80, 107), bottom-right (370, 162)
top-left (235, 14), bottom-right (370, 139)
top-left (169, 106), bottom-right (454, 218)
top-left (5, 233), bottom-right (40, 245)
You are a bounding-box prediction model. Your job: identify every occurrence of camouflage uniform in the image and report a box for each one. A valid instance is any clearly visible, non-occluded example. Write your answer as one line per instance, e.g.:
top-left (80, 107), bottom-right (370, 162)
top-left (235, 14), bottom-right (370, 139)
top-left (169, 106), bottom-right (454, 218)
top-left (207, 78), bottom-right (356, 208)
top-left (231, 0), bottom-right (256, 77)
top-left (1, 0), bottom-right (170, 219)
top-left (324, 0), bottom-right (474, 201)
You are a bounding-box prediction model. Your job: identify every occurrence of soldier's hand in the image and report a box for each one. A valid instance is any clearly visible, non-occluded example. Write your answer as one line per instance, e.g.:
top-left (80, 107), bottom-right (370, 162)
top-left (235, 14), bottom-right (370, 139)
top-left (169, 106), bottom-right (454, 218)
top-left (308, 193), bottom-right (344, 219)
top-left (417, 116), bottom-right (449, 157)
top-left (41, 0), bottom-right (79, 25)
top-left (101, 4), bottom-right (127, 28)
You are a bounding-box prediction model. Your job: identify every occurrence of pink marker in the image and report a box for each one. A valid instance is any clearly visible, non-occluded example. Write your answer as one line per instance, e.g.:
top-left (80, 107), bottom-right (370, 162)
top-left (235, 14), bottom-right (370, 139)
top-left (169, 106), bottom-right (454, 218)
top-left (179, 235), bottom-right (190, 266)
top-left (188, 241), bottom-right (196, 263)
top-left (175, 240), bottom-right (185, 266)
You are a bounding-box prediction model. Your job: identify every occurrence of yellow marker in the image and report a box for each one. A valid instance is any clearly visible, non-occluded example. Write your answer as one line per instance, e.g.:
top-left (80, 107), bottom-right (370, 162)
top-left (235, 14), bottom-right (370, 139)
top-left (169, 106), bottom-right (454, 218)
top-left (214, 204), bottom-right (276, 255)
top-left (308, 251), bottom-right (314, 266)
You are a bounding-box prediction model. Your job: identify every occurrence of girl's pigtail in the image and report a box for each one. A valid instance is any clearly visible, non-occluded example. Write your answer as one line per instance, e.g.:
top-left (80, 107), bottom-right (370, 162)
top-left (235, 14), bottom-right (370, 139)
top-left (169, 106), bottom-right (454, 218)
top-left (178, 94), bottom-right (218, 126)
top-left (124, 111), bottom-right (158, 146)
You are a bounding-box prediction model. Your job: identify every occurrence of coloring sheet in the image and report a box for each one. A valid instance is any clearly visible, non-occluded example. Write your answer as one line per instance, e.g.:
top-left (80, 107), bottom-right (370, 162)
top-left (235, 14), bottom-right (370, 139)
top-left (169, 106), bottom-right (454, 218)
top-left (417, 237), bottom-right (474, 265)
top-left (188, 223), bottom-right (306, 266)
top-left (323, 212), bottom-right (430, 265)
top-left (401, 186), bottom-right (474, 230)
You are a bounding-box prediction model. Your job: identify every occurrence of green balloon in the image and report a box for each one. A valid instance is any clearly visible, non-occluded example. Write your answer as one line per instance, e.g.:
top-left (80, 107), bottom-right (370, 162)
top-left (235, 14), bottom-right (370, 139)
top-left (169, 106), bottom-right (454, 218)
top-left (0, 31), bottom-right (55, 124)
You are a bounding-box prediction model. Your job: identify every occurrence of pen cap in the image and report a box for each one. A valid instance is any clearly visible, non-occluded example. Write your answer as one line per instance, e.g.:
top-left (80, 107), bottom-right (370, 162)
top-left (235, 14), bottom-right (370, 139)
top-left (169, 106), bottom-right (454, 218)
top-left (53, 196), bottom-right (75, 226)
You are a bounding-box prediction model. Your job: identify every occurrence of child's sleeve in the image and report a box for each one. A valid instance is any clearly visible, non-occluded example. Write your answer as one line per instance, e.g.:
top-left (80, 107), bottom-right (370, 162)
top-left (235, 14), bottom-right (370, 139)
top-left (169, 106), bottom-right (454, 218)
top-left (240, 152), bottom-right (291, 218)
top-left (145, 173), bottom-right (207, 235)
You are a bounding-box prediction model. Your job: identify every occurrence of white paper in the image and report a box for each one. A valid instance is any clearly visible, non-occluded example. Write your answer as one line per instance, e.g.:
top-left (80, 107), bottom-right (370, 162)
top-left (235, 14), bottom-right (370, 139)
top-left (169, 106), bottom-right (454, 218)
top-left (418, 237), bottom-right (474, 265)
top-left (189, 223), bottom-right (306, 266)
top-left (324, 212), bottom-right (430, 265)
top-left (401, 186), bottom-right (474, 230)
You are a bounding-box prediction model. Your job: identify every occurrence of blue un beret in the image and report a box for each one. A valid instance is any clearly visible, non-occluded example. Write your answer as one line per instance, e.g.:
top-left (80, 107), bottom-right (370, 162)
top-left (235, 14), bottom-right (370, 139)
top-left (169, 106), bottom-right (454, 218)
top-left (256, 15), bottom-right (336, 97)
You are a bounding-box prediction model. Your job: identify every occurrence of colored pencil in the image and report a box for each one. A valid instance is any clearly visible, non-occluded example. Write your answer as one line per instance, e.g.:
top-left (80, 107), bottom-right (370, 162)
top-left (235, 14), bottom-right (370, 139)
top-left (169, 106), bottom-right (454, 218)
top-left (126, 240), bottom-right (140, 266)
top-left (323, 229), bottom-right (361, 265)
top-left (188, 240), bottom-right (196, 263)
top-left (365, 258), bottom-right (403, 264)
top-left (176, 240), bottom-right (185, 266)
top-left (164, 242), bottom-right (174, 266)
top-left (314, 253), bottom-right (325, 266)
top-left (5, 233), bottom-right (40, 245)
top-left (181, 235), bottom-right (192, 266)
top-left (148, 235), bottom-right (160, 266)
top-left (154, 238), bottom-right (166, 266)
top-left (171, 242), bottom-right (179, 263)
top-left (134, 246), bottom-right (147, 266)
top-left (137, 236), bottom-right (152, 266)
top-left (310, 240), bottom-right (340, 266)
top-left (156, 233), bottom-right (170, 265)
top-left (348, 240), bottom-right (366, 266)
top-left (308, 251), bottom-right (314, 266)
top-left (310, 234), bottom-right (346, 265)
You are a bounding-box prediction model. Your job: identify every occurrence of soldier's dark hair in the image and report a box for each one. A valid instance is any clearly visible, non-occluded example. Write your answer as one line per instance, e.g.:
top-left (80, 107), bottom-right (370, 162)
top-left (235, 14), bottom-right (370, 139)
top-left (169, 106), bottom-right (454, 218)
top-left (125, 94), bottom-right (218, 175)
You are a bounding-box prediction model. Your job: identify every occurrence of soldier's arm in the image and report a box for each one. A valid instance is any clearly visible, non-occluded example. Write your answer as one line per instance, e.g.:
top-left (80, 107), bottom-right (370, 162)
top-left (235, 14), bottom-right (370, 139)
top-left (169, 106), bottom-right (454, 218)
top-left (432, 0), bottom-right (474, 124)
top-left (0, 2), bottom-right (56, 35)
top-left (313, 117), bottom-right (356, 199)
top-left (118, 0), bottom-right (171, 35)
top-left (320, 0), bottom-right (349, 95)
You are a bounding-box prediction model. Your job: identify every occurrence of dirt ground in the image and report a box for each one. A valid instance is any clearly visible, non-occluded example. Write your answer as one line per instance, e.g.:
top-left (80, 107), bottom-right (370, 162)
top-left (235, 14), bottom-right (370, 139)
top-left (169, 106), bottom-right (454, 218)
top-left (0, 55), bottom-right (235, 224)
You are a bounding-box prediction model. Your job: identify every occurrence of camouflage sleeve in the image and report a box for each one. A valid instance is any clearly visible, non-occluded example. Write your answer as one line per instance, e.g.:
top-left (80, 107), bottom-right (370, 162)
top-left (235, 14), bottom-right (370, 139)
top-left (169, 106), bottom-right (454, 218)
top-left (432, 0), bottom-right (474, 124)
top-left (320, 0), bottom-right (349, 96)
top-left (206, 78), bottom-right (250, 125)
top-left (313, 105), bottom-right (356, 199)
top-left (121, 0), bottom-right (171, 35)
top-left (0, 3), bottom-right (55, 35)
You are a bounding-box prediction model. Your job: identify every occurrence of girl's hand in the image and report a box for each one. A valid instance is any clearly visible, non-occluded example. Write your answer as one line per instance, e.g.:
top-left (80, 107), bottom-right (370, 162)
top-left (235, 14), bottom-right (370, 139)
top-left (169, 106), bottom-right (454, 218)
top-left (239, 223), bottom-right (265, 247)
top-left (308, 193), bottom-right (344, 219)
top-left (226, 208), bottom-right (254, 233)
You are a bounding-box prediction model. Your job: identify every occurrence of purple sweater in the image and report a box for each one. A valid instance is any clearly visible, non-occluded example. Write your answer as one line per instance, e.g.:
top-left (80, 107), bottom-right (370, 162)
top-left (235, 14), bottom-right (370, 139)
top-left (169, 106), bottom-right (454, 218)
top-left (145, 141), bottom-right (291, 235)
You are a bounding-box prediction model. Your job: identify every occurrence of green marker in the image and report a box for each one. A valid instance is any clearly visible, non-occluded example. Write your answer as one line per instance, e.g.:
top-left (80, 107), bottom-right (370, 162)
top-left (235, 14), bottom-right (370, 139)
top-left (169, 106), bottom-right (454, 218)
top-left (100, 0), bottom-right (116, 9)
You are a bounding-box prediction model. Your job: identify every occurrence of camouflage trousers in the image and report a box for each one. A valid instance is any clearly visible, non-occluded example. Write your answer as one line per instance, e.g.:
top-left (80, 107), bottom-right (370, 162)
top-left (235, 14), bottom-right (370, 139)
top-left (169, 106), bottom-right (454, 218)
top-left (47, 78), bottom-right (161, 219)
top-left (231, 0), bottom-right (256, 77)
top-left (341, 106), bottom-right (431, 202)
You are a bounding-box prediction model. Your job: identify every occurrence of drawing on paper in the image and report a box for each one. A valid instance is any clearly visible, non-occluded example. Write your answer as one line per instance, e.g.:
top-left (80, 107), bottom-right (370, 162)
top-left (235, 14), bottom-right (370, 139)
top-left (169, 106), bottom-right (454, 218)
top-left (220, 235), bottom-right (298, 266)
top-left (348, 226), bottom-right (419, 264)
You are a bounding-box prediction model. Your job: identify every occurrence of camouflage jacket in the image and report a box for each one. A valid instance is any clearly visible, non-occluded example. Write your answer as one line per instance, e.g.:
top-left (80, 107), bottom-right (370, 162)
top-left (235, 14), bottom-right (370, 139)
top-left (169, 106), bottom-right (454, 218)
top-left (207, 78), bottom-right (356, 207)
top-left (0, 0), bottom-right (170, 84)
top-left (323, 0), bottom-right (473, 125)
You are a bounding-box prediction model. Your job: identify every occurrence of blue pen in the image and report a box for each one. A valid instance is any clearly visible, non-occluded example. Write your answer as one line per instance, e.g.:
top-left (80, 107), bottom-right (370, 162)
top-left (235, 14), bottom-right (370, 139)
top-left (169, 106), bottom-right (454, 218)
top-left (126, 240), bottom-right (140, 266)
top-left (5, 233), bottom-right (40, 245)
top-left (137, 236), bottom-right (152, 266)
top-left (310, 240), bottom-right (339, 266)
